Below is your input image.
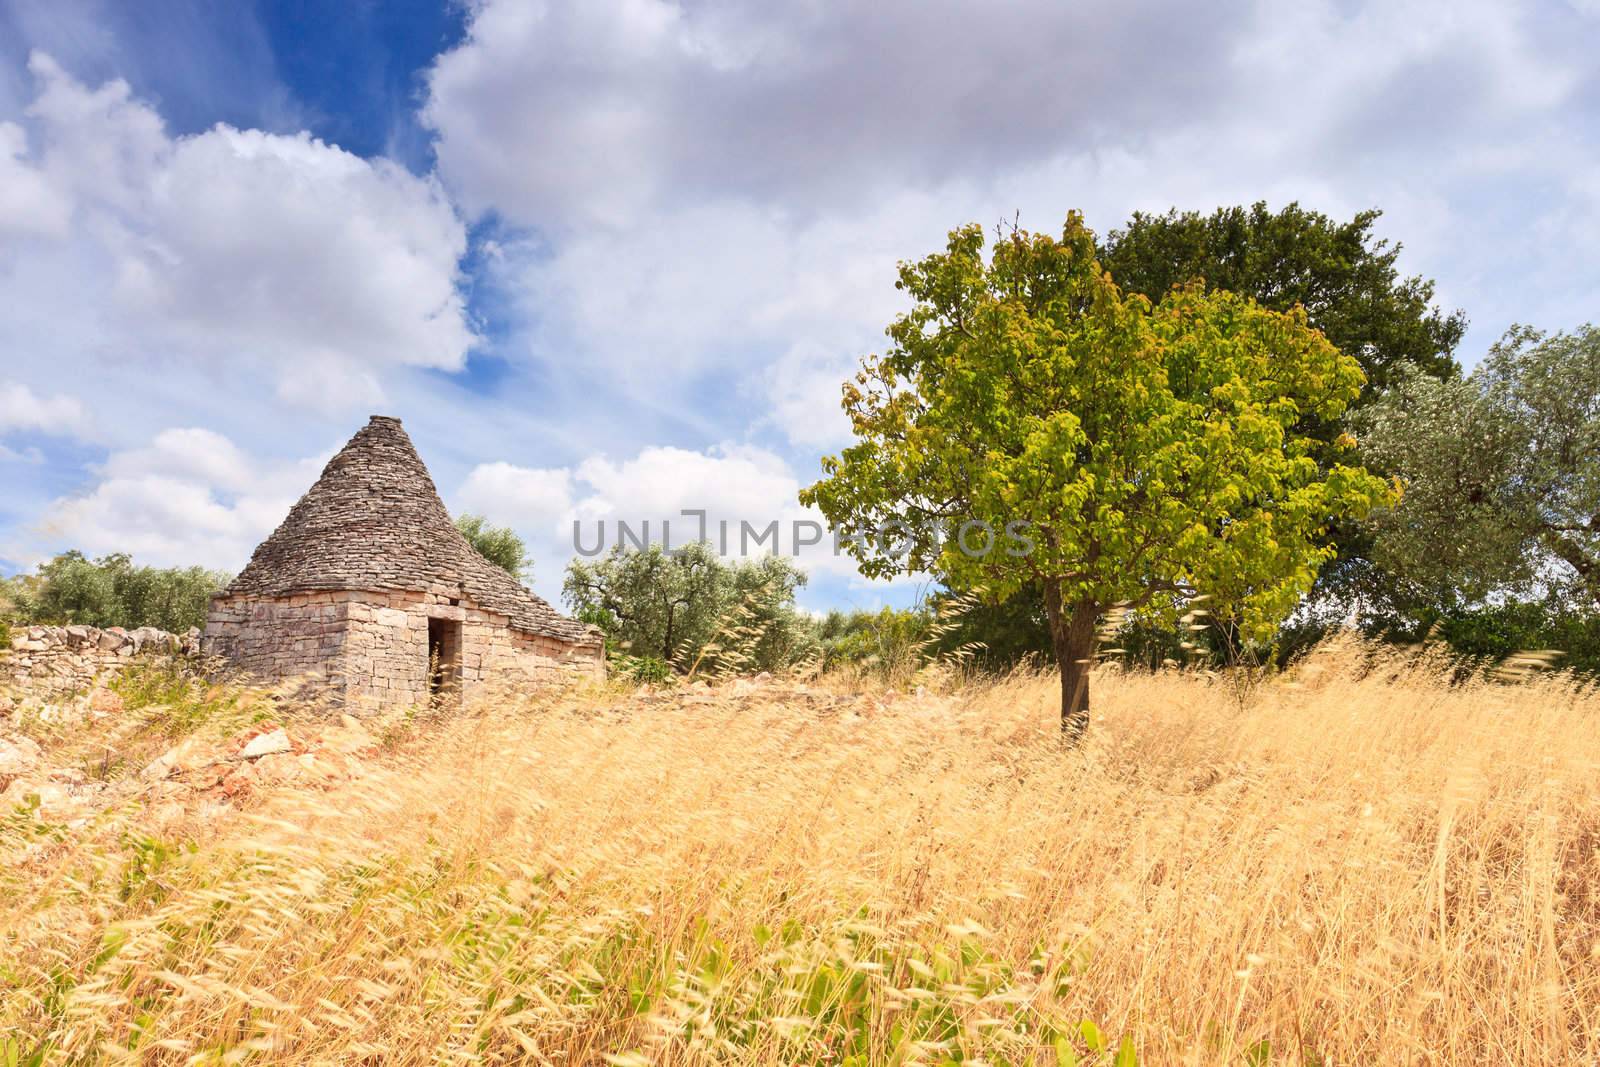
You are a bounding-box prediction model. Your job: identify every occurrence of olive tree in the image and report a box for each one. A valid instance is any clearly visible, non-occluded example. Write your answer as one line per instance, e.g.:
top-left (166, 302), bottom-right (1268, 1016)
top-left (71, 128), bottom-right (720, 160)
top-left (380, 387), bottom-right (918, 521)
top-left (2, 551), bottom-right (227, 632)
top-left (454, 513), bottom-right (532, 582)
top-left (1362, 324), bottom-right (1600, 607)
top-left (563, 542), bottom-right (814, 674)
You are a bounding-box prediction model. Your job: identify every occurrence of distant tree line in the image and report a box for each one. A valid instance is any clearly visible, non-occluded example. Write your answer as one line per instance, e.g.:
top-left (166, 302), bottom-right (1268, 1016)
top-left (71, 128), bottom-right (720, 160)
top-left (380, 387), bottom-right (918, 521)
top-left (0, 551), bottom-right (228, 634)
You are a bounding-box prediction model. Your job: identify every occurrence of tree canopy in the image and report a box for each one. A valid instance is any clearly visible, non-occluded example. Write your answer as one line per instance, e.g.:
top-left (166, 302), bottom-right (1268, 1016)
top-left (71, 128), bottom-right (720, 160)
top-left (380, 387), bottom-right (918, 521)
top-left (1362, 324), bottom-right (1600, 608)
top-left (801, 214), bottom-right (1392, 733)
top-left (563, 542), bottom-right (815, 675)
top-left (1, 551), bottom-right (228, 633)
top-left (1101, 201), bottom-right (1465, 399)
top-left (948, 203), bottom-right (1466, 666)
top-left (454, 514), bottom-right (532, 582)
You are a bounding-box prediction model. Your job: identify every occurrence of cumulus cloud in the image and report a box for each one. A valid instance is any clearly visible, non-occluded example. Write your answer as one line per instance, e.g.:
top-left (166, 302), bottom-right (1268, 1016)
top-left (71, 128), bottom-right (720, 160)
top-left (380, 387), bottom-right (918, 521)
top-left (423, 0), bottom-right (1600, 455)
top-left (456, 461), bottom-right (577, 542)
top-left (29, 427), bottom-right (326, 572)
top-left (507, 195), bottom-right (923, 371)
top-left (423, 0), bottom-right (1247, 228)
top-left (0, 381), bottom-right (87, 436)
top-left (760, 341), bottom-right (858, 450)
top-left (455, 442), bottom-right (879, 601)
top-left (0, 120), bottom-right (69, 235)
top-left (3, 53), bottom-right (476, 413)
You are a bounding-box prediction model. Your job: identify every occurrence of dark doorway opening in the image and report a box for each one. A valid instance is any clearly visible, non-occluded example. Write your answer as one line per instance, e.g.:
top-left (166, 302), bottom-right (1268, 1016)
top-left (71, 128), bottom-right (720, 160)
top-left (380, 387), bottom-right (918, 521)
top-left (428, 617), bottom-right (462, 701)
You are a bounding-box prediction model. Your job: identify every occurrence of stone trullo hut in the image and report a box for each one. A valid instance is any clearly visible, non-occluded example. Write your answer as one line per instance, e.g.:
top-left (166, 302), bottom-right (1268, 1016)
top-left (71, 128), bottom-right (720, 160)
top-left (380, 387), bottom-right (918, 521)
top-left (205, 415), bottom-right (603, 705)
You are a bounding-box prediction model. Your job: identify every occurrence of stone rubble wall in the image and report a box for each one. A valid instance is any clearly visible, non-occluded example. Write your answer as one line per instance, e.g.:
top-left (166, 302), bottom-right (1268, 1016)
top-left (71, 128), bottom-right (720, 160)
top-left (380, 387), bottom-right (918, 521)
top-left (508, 628), bottom-right (606, 686)
top-left (341, 589), bottom-right (603, 707)
top-left (340, 592), bottom-right (431, 703)
top-left (207, 588), bottom-right (604, 709)
top-left (205, 592), bottom-right (352, 686)
top-left (2, 624), bottom-right (200, 696)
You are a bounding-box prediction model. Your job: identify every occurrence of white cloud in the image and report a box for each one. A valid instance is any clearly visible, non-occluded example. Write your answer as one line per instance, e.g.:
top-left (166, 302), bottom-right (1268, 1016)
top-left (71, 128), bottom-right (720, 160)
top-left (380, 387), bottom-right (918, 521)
top-left (100, 427), bottom-right (257, 490)
top-left (508, 196), bottom-right (924, 370)
top-left (40, 476), bottom-right (266, 569)
top-left (573, 444), bottom-right (806, 537)
top-left (762, 340), bottom-right (858, 450)
top-left (0, 381), bottom-right (87, 436)
top-left (0, 120), bottom-right (71, 235)
top-left (456, 461), bottom-right (576, 540)
top-left (2, 54), bottom-right (476, 414)
top-left (27, 427), bottom-right (327, 572)
top-left (455, 441), bottom-right (878, 601)
top-left (424, 0), bottom-right (1600, 439)
top-left (0, 444), bottom-right (45, 464)
top-left (487, 190), bottom-right (954, 451)
top-left (423, 0), bottom-right (1249, 229)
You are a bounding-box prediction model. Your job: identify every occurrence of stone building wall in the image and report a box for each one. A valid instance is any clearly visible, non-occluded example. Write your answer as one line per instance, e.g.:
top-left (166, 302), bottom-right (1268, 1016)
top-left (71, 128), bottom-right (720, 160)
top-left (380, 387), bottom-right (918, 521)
top-left (206, 588), bottom-right (604, 709)
top-left (341, 589), bottom-right (603, 706)
top-left (507, 628), bottom-right (606, 686)
top-left (2, 624), bottom-right (198, 696)
top-left (205, 592), bottom-right (353, 686)
top-left (339, 593), bottom-right (429, 703)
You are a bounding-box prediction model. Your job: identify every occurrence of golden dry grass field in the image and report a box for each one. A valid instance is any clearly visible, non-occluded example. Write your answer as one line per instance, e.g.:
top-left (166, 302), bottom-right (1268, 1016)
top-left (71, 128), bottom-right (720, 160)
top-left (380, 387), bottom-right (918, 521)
top-left (3, 641), bottom-right (1599, 1065)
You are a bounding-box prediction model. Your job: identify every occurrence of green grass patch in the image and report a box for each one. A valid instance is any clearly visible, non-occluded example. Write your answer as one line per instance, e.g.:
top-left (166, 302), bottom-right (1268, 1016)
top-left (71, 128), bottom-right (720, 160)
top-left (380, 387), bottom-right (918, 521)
top-left (110, 658), bottom-right (263, 740)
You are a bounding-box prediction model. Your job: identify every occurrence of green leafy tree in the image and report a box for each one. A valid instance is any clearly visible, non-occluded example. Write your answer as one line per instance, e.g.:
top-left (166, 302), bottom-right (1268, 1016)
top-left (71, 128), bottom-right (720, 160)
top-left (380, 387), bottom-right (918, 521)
top-left (563, 542), bottom-right (815, 674)
top-left (1362, 324), bottom-right (1600, 608)
top-left (814, 607), bottom-right (931, 676)
top-left (725, 552), bottom-right (818, 674)
top-left (929, 589), bottom-right (1052, 670)
top-left (801, 215), bottom-right (1392, 734)
top-left (3, 551), bottom-right (227, 632)
top-left (454, 514), bottom-right (532, 582)
top-left (1101, 201), bottom-right (1465, 397)
top-left (962, 202), bottom-right (1466, 664)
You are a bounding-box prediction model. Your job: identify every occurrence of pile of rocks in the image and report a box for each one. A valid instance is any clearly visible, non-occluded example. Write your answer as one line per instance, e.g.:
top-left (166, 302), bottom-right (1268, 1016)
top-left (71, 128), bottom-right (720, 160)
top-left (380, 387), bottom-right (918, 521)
top-left (0, 714), bottom-right (379, 829)
top-left (152, 717), bottom-right (378, 804)
top-left (3, 624), bottom-right (201, 694)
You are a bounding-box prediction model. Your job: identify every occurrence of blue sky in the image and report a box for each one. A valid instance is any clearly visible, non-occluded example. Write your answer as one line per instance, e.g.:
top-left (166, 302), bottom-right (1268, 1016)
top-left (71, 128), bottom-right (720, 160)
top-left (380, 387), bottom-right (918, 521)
top-left (1, 0), bottom-right (1597, 612)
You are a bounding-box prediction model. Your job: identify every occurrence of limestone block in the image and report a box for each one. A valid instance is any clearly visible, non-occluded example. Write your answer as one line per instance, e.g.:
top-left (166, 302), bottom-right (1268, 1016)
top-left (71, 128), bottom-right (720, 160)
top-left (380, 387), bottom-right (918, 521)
top-left (242, 729), bottom-right (291, 759)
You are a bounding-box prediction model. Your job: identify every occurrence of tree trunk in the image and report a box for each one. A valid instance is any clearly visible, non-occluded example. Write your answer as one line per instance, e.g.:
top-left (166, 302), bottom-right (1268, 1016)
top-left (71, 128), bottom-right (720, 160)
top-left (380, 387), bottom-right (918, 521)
top-left (1541, 529), bottom-right (1600, 604)
top-left (1043, 581), bottom-right (1098, 742)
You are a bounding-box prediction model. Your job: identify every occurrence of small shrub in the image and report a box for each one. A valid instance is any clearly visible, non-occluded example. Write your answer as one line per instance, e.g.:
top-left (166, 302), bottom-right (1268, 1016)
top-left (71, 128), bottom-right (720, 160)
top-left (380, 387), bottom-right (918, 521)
top-left (620, 654), bottom-right (673, 684)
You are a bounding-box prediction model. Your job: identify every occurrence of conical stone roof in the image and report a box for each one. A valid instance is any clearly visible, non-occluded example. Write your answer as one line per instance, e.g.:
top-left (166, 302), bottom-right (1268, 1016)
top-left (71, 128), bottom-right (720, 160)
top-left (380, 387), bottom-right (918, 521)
top-left (223, 416), bottom-right (592, 643)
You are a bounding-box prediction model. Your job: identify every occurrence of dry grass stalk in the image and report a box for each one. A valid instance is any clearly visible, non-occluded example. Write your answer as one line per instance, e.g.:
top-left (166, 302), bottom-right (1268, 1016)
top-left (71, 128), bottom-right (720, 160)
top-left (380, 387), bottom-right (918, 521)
top-left (2, 639), bottom-right (1598, 1064)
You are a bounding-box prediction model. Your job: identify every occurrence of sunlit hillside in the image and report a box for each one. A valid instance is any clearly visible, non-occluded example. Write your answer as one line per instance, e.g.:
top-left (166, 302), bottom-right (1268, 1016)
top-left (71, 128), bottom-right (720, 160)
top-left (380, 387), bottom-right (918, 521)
top-left (3, 642), bottom-right (1598, 1064)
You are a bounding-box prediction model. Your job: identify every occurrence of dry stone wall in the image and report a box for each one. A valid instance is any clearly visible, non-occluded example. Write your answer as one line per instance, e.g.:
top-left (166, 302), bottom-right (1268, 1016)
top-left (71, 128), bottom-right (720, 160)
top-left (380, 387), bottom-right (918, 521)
top-left (508, 628), bottom-right (606, 686)
top-left (340, 589), bottom-right (603, 706)
top-left (205, 592), bottom-right (353, 685)
top-left (208, 588), bottom-right (604, 710)
top-left (2, 624), bottom-right (199, 696)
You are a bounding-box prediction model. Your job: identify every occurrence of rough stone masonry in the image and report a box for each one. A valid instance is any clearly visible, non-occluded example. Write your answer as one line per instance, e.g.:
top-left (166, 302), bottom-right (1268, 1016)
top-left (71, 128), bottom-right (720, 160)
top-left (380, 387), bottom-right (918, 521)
top-left (204, 415), bottom-right (603, 708)
top-left (2, 624), bottom-right (198, 697)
